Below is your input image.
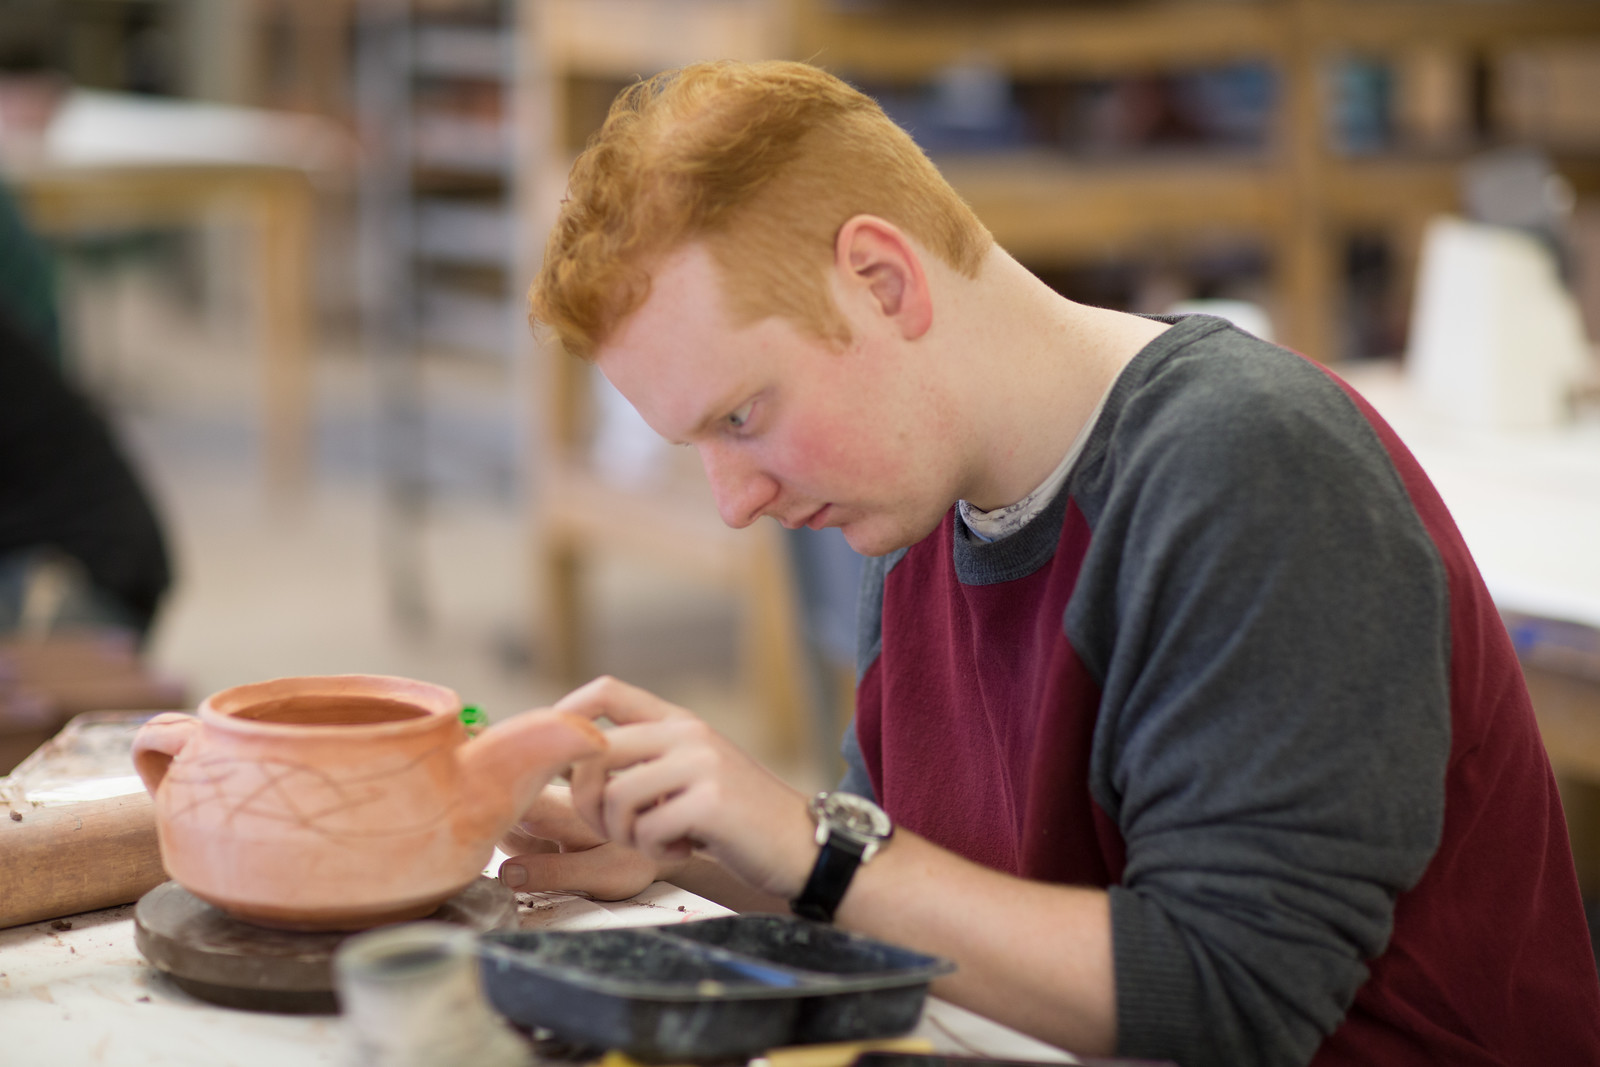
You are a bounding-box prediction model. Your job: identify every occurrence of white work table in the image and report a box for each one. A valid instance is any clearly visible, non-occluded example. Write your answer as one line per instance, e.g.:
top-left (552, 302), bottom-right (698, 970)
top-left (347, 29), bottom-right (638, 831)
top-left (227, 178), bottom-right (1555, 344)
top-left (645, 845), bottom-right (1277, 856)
top-left (1341, 361), bottom-right (1600, 632)
top-left (0, 878), bottom-right (1077, 1067)
top-left (2, 89), bottom-right (351, 494)
top-left (1344, 362), bottom-right (1600, 799)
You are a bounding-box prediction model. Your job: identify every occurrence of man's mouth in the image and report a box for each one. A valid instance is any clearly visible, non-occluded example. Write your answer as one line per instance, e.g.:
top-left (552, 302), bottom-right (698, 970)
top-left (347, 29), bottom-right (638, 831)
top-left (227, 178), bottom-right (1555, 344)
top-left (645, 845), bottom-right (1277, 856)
top-left (781, 505), bottom-right (830, 530)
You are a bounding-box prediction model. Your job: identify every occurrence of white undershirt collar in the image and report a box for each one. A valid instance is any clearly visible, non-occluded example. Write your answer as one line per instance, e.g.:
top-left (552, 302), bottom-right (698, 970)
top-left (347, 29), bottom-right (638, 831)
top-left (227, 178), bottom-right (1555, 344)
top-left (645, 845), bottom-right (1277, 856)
top-left (958, 385), bottom-right (1112, 543)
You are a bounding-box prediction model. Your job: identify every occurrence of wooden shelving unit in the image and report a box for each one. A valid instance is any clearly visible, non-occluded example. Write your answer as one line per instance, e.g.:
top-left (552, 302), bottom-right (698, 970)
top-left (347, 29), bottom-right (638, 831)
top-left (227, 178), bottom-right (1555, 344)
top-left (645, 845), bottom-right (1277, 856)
top-left (520, 0), bottom-right (1600, 763)
top-left (351, 0), bottom-right (539, 627)
top-left (788, 0), bottom-right (1600, 359)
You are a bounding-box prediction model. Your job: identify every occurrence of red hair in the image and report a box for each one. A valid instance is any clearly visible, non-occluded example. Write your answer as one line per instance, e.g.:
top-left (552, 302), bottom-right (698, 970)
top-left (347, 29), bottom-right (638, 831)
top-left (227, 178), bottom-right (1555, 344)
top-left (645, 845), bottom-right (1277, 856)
top-left (531, 60), bottom-right (991, 359)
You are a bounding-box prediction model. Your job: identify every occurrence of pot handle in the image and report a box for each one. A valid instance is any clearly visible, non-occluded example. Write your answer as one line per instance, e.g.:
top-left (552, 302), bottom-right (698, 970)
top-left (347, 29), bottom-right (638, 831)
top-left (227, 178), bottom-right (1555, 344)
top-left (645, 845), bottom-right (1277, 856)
top-left (131, 712), bottom-right (200, 796)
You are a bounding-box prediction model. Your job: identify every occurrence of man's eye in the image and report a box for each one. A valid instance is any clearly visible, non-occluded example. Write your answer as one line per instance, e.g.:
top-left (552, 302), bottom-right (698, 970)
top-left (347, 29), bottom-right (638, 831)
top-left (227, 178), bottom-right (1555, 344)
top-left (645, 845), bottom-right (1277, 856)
top-left (726, 401), bottom-right (754, 429)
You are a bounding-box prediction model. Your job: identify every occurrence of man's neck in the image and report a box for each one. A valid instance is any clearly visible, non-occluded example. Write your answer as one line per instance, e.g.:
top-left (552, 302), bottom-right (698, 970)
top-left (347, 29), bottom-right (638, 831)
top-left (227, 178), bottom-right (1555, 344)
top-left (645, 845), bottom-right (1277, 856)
top-left (944, 248), bottom-right (1167, 511)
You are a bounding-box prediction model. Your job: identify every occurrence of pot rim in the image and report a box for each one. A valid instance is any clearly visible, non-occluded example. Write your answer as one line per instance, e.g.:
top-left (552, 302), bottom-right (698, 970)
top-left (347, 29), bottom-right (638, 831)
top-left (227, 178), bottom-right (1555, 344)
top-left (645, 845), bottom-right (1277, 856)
top-left (197, 673), bottom-right (463, 738)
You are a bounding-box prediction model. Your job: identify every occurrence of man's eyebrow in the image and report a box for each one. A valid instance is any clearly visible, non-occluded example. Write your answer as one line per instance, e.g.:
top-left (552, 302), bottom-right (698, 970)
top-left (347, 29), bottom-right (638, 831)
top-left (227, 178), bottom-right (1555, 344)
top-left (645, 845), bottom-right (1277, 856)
top-left (661, 411), bottom-right (714, 448)
top-left (666, 412), bottom-right (714, 447)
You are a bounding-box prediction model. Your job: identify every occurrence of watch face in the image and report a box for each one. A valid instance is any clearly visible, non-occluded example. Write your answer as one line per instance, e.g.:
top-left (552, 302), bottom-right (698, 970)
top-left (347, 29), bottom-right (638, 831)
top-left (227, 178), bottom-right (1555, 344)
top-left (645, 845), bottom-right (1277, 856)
top-left (816, 792), bottom-right (892, 841)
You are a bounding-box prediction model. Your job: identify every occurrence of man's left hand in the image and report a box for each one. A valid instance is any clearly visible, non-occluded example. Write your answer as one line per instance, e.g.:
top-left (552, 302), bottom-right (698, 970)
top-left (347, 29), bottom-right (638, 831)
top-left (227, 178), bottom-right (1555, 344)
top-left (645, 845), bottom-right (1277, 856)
top-left (557, 676), bottom-right (817, 901)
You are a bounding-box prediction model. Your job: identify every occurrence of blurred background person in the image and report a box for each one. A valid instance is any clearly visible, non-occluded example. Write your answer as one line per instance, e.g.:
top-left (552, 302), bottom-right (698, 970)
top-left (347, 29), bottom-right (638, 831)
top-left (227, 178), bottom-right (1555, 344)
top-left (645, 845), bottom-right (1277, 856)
top-left (0, 175), bottom-right (172, 642)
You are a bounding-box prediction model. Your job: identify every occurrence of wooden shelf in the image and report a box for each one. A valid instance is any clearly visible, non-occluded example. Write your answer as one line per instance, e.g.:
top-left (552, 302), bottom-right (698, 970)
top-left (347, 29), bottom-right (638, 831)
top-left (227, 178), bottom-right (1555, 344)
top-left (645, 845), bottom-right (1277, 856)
top-left (796, 1), bottom-right (1289, 80)
top-left (936, 152), bottom-right (1283, 261)
top-left (539, 0), bottom-right (785, 77)
top-left (785, 0), bottom-right (1600, 357)
top-left (1305, 1), bottom-right (1600, 49)
top-left (797, 0), bottom-right (1600, 80)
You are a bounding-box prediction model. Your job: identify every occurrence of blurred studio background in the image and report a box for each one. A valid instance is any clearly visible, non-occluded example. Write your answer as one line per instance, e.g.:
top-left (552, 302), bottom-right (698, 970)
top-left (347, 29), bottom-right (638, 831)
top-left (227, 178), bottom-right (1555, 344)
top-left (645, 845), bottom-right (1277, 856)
top-left (2, 0), bottom-right (1599, 836)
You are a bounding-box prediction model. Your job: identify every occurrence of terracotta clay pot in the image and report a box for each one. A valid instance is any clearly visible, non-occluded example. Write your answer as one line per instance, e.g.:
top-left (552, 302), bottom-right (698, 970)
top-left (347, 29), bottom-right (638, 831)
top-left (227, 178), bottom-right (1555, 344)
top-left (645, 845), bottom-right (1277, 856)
top-left (131, 674), bottom-right (605, 931)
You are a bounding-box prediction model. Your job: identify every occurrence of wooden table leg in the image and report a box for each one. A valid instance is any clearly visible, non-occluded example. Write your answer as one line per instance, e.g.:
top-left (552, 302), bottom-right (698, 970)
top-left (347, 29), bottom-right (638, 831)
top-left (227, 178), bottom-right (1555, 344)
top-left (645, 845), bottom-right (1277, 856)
top-left (1278, 0), bottom-right (1337, 364)
top-left (540, 527), bottom-right (587, 689)
top-left (257, 171), bottom-right (316, 495)
top-left (744, 525), bottom-right (808, 764)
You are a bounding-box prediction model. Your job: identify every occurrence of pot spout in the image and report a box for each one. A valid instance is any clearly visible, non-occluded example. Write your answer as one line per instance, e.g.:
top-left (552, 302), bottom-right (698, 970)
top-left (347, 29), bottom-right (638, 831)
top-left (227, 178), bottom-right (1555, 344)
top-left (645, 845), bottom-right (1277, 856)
top-left (454, 709), bottom-right (606, 847)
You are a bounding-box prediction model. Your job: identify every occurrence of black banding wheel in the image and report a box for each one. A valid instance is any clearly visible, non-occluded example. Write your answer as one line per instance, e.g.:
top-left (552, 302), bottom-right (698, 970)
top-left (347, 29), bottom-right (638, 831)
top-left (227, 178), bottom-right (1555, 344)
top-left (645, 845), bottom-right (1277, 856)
top-left (133, 877), bottom-right (517, 1013)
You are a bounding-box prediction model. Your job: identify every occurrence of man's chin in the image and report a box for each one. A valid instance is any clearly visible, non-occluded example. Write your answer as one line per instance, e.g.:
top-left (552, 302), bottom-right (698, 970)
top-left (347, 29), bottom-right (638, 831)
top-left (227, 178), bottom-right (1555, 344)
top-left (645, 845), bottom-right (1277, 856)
top-left (841, 515), bottom-right (939, 558)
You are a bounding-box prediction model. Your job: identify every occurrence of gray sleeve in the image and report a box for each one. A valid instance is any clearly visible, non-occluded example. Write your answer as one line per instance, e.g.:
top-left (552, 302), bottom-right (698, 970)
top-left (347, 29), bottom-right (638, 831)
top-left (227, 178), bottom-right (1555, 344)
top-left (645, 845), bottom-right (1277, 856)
top-left (855, 546), bottom-right (907, 680)
top-left (838, 547), bottom-right (905, 802)
top-left (1070, 354), bottom-right (1451, 1067)
top-left (836, 719), bottom-right (876, 800)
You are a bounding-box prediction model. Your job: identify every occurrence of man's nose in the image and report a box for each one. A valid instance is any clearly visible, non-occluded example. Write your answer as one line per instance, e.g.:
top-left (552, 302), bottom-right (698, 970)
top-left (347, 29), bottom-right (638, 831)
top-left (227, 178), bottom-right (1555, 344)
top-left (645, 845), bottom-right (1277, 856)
top-left (697, 442), bottom-right (778, 529)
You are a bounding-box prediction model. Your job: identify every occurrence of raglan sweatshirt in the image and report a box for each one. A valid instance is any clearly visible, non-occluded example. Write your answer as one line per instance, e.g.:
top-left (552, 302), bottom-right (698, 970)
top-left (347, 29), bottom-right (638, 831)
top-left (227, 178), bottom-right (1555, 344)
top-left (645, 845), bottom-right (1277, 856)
top-left (846, 315), bottom-right (1600, 1066)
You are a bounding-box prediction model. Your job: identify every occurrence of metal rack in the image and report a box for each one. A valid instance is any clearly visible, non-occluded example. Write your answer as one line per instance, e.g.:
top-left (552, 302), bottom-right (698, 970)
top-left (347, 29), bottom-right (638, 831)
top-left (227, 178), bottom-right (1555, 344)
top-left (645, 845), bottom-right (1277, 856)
top-left (356, 0), bottom-right (533, 628)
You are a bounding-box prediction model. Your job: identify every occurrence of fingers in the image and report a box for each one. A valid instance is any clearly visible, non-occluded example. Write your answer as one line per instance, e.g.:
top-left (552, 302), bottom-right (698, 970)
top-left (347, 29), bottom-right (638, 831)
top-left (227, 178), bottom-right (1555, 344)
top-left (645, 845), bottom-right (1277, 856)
top-left (498, 842), bottom-right (662, 902)
top-left (593, 748), bottom-right (700, 852)
top-left (568, 718), bottom-right (713, 841)
top-left (554, 676), bottom-right (692, 727)
top-left (629, 778), bottom-right (717, 864)
top-left (513, 784), bottom-right (607, 851)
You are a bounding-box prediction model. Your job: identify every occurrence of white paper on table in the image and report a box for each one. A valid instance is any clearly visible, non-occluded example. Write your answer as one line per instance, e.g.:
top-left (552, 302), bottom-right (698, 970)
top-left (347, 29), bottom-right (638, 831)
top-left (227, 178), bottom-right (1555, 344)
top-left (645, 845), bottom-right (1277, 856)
top-left (23, 774), bottom-right (146, 805)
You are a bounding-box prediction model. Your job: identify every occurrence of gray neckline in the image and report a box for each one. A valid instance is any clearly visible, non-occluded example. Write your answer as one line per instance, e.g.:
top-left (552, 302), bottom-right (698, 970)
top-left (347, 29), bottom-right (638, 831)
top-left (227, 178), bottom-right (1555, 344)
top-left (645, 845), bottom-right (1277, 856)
top-left (951, 313), bottom-right (1232, 586)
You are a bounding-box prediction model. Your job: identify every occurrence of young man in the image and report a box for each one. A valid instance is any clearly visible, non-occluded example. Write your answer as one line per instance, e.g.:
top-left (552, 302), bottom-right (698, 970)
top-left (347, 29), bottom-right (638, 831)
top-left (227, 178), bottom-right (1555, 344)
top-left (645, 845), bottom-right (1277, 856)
top-left (499, 60), bottom-right (1600, 1066)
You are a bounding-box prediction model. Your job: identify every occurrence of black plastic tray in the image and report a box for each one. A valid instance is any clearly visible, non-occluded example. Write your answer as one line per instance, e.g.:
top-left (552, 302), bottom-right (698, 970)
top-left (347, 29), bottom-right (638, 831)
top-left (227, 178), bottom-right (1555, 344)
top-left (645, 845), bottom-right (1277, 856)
top-left (478, 914), bottom-right (954, 1062)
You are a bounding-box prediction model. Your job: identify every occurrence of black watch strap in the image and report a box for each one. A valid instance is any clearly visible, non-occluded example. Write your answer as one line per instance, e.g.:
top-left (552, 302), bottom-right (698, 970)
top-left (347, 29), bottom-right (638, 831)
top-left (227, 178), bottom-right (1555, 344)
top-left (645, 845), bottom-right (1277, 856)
top-left (790, 833), bottom-right (869, 923)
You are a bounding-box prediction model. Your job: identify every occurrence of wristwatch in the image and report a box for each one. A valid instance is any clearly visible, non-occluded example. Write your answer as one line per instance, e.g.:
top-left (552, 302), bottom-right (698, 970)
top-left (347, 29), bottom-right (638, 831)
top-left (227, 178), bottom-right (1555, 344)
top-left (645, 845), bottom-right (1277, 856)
top-left (790, 791), bottom-right (894, 923)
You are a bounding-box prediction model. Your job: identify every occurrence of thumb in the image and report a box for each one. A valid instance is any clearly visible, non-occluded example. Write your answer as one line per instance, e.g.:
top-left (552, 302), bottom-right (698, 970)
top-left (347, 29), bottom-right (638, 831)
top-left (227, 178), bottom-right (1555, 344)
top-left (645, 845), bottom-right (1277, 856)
top-left (515, 784), bottom-right (606, 850)
top-left (498, 843), bottom-right (661, 902)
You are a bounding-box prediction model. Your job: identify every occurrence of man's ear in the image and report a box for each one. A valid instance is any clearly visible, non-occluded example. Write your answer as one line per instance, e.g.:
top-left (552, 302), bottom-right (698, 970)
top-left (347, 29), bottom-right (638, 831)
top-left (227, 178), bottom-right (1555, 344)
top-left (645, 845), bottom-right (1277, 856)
top-left (834, 215), bottom-right (933, 341)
